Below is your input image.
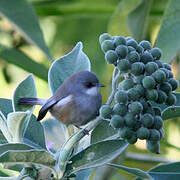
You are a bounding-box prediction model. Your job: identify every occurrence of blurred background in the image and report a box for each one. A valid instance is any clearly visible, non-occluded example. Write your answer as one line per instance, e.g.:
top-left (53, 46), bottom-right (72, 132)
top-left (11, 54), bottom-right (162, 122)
top-left (0, 0), bottom-right (180, 179)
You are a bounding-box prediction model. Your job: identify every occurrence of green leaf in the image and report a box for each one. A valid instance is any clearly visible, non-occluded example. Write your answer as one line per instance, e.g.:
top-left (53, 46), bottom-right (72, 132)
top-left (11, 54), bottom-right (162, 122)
top-left (66, 140), bottom-right (128, 175)
top-left (0, 0), bottom-right (52, 60)
top-left (0, 44), bottom-right (48, 81)
top-left (13, 74), bottom-right (37, 112)
top-left (148, 162), bottom-right (180, 180)
top-left (0, 98), bottom-right (13, 118)
top-left (0, 150), bottom-right (55, 168)
top-left (7, 111), bottom-right (30, 143)
top-left (127, 0), bottom-right (152, 41)
top-left (155, 0), bottom-right (180, 63)
top-left (91, 120), bottom-right (118, 144)
top-left (48, 42), bottom-right (91, 94)
top-left (0, 111), bottom-right (12, 142)
top-left (107, 163), bottom-right (153, 179)
top-left (24, 114), bottom-right (46, 150)
top-left (74, 169), bottom-right (92, 180)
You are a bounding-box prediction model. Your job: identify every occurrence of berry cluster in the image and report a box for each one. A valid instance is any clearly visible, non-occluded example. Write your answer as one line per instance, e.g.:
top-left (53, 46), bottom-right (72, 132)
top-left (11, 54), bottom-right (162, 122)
top-left (99, 33), bottom-right (179, 153)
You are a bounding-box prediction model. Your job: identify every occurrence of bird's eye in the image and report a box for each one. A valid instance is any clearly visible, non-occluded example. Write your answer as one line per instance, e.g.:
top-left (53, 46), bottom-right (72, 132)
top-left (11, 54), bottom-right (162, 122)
top-left (85, 82), bottom-right (94, 88)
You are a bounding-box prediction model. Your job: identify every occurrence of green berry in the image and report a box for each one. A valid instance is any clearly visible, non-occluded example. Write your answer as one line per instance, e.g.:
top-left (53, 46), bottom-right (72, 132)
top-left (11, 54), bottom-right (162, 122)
top-left (153, 107), bottom-right (162, 116)
top-left (156, 90), bottom-right (167, 104)
top-left (115, 90), bottom-right (128, 104)
top-left (134, 84), bottom-right (146, 97)
top-left (165, 93), bottom-right (177, 106)
top-left (128, 101), bottom-right (143, 115)
top-left (149, 129), bottom-right (161, 141)
top-left (168, 70), bottom-right (174, 78)
top-left (163, 63), bottom-right (171, 71)
top-left (105, 50), bottom-right (118, 64)
top-left (124, 112), bottom-right (137, 127)
top-left (131, 62), bottom-right (145, 76)
top-left (142, 76), bottom-right (156, 89)
top-left (140, 98), bottom-right (149, 113)
top-left (127, 88), bottom-right (141, 101)
top-left (113, 103), bottom-right (128, 116)
top-left (145, 62), bottom-right (158, 75)
top-left (144, 105), bottom-right (154, 115)
top-left (120, 78), bottom-right (134, 90)
top-left (127, 133), bottom-right (138, 144)
top-left (146, 140), bottom-right (160, 154)
top-left (146, 89), bottom-right (158, 101)
top-left (100, 104), bottom-right (112, 119)
top-left (137, 127), bottom-right (150, 140)
top-left (113, 36), bottom-right (126, 46)
top-left (159, 128), bottom-right (165, 139)
top-left (115, 45), bottom-right (128, 58)
top-left (110, 115), bottom-right (125, 128)
top-left (117, 59), bottom-right (131, 72)
top-left (141, 113), bottom-right (154, 128)
top-left (153, 116), bottom-right (163, 130)
top-left (168, 78), bottom-right (179, 91)
top-left (140, 52), bottom-right (153, 64)
top-left (159, 68), bottom-right (169, 79)
top-left (152, 70), bottom-right (166, 84)
top-left (150, 48), bottom-right (162, 60)
top-left (127, 39), bottom-right (138, 49)
top-left (119, 127), bottom-right (134, 139)
top-left (99, 33), bottom-right (112, 44)
top-left (101, 40), bottom-right (114, 52)
top-left (159, 82), bottom-right (172, 95)
top-left (155, 60), bottom-right (164, 68)
top-left (139, 40), bottom-right (152, 50)
top-left (127, 51), bottom-right (140, 63)
top-left (136, 45), bottom-right (144, 54)
top-left (133, 120), bottom-right (142, 131)
top-left (128, 46), bottom-right (136, 53)
top-left (134, 75), bottom-right (144, 84)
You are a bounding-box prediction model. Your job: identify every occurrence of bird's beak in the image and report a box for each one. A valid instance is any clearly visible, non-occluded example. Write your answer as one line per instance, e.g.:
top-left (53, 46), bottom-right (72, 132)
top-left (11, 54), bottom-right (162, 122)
top-left (96, 83), bottom-right (105, 87)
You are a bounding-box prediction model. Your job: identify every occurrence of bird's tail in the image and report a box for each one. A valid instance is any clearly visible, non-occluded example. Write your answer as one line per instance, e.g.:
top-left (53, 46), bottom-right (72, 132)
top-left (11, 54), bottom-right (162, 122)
top-left (18, 98), bottom-right (46, 105)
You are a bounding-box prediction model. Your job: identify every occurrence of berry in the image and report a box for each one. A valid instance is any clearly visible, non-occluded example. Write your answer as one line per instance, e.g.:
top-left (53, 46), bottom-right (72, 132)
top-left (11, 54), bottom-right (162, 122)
top-left (159, 68), bottom-right (170, 79)
top-left (141, 113), bottom-right (154, 128)
top-left (100, 104), bottom-right (112, 119)
top-left (168, 78), bottom-right (179, 91)
top-left (110, 115), bottom-right (125, 128)
top-left (159, 82), bottom-right (172, 95)
top-left (136, 45), bottom-right (144, 54)
top-left (127, 51), bottom-right (140, 63)
top-left (155, 60), bottom-right (164, 68)
top-left (105, 50), bottom-right (118, 64)
top-left (150, 48), bottom-right (162, 60)
top-left (159, 128), bottom-right (165, 139)
top-left (113, 36), bottom-right (126, 46)
top-left (133, 120), bottom-right (142, 131)
top-left (119, 127), bottom-right (134, 139)
top-left (134, 84), bottom-right (146, 97)
top-left (134, 75), bottom-right (144, 84)
top-left (115, 45), bottom-right (128, 58)
top-left (149, 129), bottom-right (160, 141)
top-left (115, 90), bottom-right (128, 104)
top-left (163, 63), bottom-right (171, 71)
top-left (131, 62), bottom-right (145, 76)
top-left (128, 101), bottom-right (143, 115)
top-left (165, 93), bottom-right (177, 106)
top-left (120, 78), bottom-right (134, 90)
top-left (140, 98), bottom-right (149, 113)
top-left (153, 107), bottom-right (162, 116)
top-left (127, 46), bottom-right (136, 53)
top-left (127, 88), bottom-right (141, 101)
top-left (139, 40), bottom-right (152, 50)
top-left (146, 140), bottom-right (160, 154)
top-left (140, 52), bottom-right (154, 64)
top-left (156, 90), bottom-right (167, 104)
top-left (153, 116), bottom-right (163, 130)
top-left (152, 70), bottom-right (166, 84)
top-left (127, 39), bottom-right (138, 49)
top-left (146, 89), bottom-right (158, 101)
top-left (145, 62), bottom-right (158, 75)
top-left (137, 127), bottom-right (150, 140)
top-left (124, 112), bottom-right (137, 127)
top-left (101, 40), bottom-right (114, 52)
top-left (142, 76), bottom-right (156, 89)
top-left (113, 103), bottom-right (128, 116)
top-left (127, 133), bottom-right (138, 144)
top-left (117, 59), bottom-right (131, 72)
top-left (99, 33), bottom-right (112, 44)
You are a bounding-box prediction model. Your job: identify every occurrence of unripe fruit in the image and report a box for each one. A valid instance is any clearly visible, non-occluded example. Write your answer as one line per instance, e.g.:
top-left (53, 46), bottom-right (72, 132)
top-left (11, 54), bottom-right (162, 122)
top-left (142, 76), bottom-right (156, 89)
top-left (113, 103), bottom-right (128, 116)
top-left (159, 128), bottom-right (165, 139)
top-left (152, 70), bottom-right (166, 84)
top-left (110, 115), bottom-right (125, 128)
top-left (119, 127), bottom-right (134, 139)
top-left (120, 78), bottom-right (134, 90)
top-left (127, 39), bottom-right (138, 49)
top-left (124, 112), bottom-right (137, 127)
top-left (115, 45), bottom-right (128, 58)
top-left (168, 78), bottom-right (179, 91)
top-left (137, 127), bottom-right (150, 140)
top-left (163, 63), bottom-right (171, 71)
top-left (100, 104), bottom-right (112, 119)
top-left (153, 107), bottom-right (162, 116)
top-left (131, 62), bottom-right (145, 76)
top-left (149, 129), bottom-right (160, 141)
top-left (139, 40), bottom-right (152, 50)
top-left (134, 75), bottom-right (144, 84)
top-left (146, 89), bottom-right (158, 101)
top-left (101, 40), bottom-right (114, 52)
top-left (156, 90), bottom-right (167, 104)
top-left (127, 133), bottom-right (138, 144)
top-left (155, 60), bottom-right (164, 68)
top-left (150, 48), bottom-right (162, 60)
top-left (127, 51), bottom-right (140, 63)
top-left (127, 46), bottom-right (136, 53)
top-left (140, 52), bottom-right (153, 64)
top-left (145, 62), bottom-right (158, 75)
top-left (165, 93), bottom-right (177, 106)
top-left (115, 90), bottom-right (128, 104)
top-left (144, 106), bottom-right (154, 115)
top-left (105, 50), bottom-right (118, 64)
top-left (99, 33), bottom-right (112, 44)
top-left (159, 68), bottom-right (169, 79)
top-left (133, 120), bottom-right (142, 131)
top-left (159, 82), bottom-right (172, 95)
top-left (141, 113), bottom-right (154, 128)
top-left (134, 84), bottom-right (146, 97)
top-left (140, 98), bottom-right (149, 113)
top-left (146, 140), bottom-right (160, 154)
top-left (168, 70), bottom-right (174, 78)
top-left (153, 116), bottom-right (163, 130)
top-left (128, 101), bottom-right (143, 115)
top-left (113, 36), bottom-right (126, 46)
top-left (136, 45), bottom-right (144, 54)
top-left (127, 88), bottom-right (141, 101)
top-left (117, 59), bottom-right (131, 72)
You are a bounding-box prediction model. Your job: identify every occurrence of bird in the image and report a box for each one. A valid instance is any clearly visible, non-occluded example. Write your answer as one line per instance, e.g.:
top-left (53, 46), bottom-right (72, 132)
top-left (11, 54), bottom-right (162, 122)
top-left (18, 71), bottom-right (104, 128)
